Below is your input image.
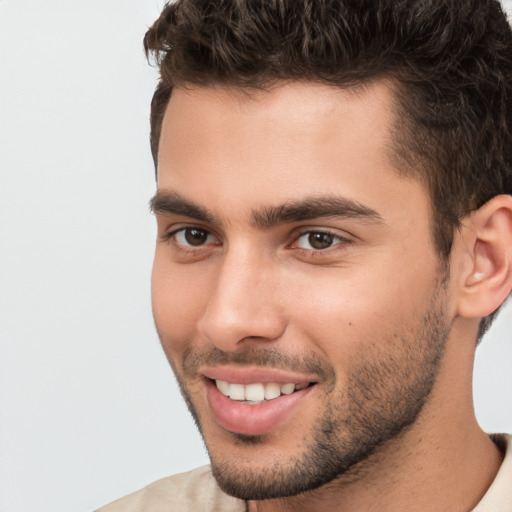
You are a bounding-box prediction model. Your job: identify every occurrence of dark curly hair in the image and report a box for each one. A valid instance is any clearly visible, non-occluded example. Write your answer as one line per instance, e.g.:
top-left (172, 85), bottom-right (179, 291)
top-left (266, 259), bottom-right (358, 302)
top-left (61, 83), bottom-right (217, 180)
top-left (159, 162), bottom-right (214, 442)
top-left (144, 0), bottom-right (512, 336)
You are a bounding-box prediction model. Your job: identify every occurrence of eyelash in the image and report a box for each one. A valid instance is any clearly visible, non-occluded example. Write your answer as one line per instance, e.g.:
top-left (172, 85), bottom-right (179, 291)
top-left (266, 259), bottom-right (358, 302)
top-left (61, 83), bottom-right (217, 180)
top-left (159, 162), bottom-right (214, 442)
top-left (162, 226), bottom-right (219, 252)
top-left (162, 226), bottom-right (351, 255)
top-left (291, 230), bottom-right (349, 253)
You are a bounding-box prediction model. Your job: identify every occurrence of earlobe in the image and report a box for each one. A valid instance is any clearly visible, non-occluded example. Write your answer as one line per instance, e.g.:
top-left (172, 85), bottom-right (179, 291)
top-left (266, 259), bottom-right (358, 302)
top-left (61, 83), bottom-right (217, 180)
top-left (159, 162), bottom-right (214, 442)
top-left (457, 195), bottom-right (512, 319)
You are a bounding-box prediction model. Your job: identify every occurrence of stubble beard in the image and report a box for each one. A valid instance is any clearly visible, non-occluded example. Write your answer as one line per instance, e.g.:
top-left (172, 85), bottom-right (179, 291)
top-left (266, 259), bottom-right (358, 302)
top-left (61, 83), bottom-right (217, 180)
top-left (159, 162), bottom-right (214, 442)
top-left (168, 271), bottom-right (451, 501)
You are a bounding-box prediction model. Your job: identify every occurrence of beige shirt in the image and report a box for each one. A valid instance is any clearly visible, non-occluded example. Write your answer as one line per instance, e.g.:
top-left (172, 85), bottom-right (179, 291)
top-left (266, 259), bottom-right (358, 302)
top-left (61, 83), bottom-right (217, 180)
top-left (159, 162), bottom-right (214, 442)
top-left (97, 434), bottom-right (512, 512)
top-left (472, 434), bottom-right (512, 512)
top-left (97, 465), bottom-right (245, 512)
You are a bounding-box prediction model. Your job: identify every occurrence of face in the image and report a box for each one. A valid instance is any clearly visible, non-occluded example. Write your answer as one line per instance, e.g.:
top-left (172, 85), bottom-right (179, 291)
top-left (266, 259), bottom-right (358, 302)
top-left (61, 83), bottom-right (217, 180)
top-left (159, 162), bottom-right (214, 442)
top-left (151, 82), bottom-right (452, 500)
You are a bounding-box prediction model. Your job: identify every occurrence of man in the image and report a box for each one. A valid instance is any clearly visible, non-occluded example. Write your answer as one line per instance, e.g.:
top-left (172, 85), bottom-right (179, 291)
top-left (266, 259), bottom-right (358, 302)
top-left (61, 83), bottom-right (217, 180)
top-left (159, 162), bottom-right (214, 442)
top-left (99, 0), bottom-right (512, 510)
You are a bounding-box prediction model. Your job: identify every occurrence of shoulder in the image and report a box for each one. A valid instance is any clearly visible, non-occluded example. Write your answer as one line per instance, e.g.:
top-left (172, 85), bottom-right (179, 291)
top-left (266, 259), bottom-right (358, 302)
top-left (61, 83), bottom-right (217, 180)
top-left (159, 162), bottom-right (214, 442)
top-left (472, 434), bottom-right (512, 512)
top-left (95, 465), bottom-right (245, 512)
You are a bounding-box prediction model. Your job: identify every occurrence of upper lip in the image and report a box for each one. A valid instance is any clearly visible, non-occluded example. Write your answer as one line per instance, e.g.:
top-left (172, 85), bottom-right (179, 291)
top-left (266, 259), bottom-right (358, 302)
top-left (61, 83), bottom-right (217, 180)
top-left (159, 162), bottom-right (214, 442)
top-left (201, 365), bottom-right (317, 385)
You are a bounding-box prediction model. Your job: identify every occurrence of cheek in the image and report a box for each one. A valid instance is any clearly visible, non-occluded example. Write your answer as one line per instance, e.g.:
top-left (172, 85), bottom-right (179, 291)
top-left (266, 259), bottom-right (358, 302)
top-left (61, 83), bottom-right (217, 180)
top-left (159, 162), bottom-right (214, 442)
top-left (151, 252), bottom-right (210, 357)
top-left (285, 257), bottom-right (437, 360)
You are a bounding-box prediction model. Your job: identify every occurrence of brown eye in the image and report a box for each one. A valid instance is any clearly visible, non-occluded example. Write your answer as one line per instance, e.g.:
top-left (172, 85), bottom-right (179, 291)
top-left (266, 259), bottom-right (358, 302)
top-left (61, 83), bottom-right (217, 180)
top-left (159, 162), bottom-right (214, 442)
top-left (183, 228), bottom-right (208, 246)
top-left (307, 232), bottom-right (335, 249)
top-left (294, 231), bottom-right (345, 251)
top-left (173, 227), bottom-right (214, 247)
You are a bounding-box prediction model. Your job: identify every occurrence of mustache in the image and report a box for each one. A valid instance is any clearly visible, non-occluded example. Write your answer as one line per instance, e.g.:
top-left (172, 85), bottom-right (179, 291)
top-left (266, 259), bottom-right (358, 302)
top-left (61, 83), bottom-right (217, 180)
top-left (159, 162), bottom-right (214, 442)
top-left (182, 346), bottom-right (336, 383)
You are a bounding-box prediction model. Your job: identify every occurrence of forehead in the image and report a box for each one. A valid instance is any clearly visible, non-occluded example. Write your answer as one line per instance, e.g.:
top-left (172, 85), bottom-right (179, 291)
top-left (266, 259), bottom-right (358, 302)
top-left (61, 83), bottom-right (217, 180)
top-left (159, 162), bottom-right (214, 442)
top-left (156, 80), bottom-right (428, 225)
top-left (158, 81), bottom-right (395, 173)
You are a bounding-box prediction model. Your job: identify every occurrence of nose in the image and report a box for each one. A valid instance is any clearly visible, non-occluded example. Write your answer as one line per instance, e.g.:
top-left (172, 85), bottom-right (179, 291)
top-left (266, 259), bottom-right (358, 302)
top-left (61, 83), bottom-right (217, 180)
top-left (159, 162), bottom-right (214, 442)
top-left (198, 250), bottom-right (286, 351)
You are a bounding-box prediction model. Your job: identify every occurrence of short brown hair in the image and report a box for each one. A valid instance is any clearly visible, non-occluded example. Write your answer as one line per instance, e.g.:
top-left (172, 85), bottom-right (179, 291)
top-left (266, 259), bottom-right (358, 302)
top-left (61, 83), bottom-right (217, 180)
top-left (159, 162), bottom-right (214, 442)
top-left (144, 0), bottom-right (512, 335)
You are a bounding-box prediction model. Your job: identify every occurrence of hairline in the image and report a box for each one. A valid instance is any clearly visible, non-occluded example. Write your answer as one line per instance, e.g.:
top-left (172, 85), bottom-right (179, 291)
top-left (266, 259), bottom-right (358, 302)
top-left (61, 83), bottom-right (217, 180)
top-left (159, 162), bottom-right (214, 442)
top-left (152, 75), bottom-right (451, 263)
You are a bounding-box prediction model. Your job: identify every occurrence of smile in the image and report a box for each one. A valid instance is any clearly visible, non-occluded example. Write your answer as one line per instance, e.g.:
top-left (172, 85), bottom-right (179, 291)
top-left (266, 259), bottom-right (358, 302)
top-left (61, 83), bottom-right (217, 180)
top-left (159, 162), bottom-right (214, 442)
top-left (215, 380), bottom-right (311, 404)
top-left (203, 374), bottom-right (316, 435)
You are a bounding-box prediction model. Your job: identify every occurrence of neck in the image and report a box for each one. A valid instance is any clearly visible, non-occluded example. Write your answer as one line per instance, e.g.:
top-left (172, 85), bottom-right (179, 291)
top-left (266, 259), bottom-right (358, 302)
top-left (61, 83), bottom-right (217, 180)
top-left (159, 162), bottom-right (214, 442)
top-left (249, 421), bottom-right (501, 512)
top-left (249, 326), bottom-right (503, 512)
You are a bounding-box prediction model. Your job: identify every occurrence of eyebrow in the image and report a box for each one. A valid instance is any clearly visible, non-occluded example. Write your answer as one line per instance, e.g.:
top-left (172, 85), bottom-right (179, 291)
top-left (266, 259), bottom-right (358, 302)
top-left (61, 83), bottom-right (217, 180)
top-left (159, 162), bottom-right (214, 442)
top-left (150, 191), bottom-right (383, 227)
top-left (253, 196), bottom-right (383, 227)
top-left (150, 191), bottom-right (214, 223)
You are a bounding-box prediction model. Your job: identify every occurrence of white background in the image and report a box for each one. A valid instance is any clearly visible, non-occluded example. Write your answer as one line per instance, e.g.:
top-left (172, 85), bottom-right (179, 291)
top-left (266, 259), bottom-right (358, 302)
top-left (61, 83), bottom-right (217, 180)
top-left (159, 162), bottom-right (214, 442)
top-left (1, 1), bottom-right (511, 511)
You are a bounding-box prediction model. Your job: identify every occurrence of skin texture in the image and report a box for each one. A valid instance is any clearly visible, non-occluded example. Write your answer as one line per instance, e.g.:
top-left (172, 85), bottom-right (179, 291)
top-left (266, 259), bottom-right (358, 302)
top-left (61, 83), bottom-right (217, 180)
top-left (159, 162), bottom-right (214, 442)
top-left (151, 81), bottom-right (506, 511)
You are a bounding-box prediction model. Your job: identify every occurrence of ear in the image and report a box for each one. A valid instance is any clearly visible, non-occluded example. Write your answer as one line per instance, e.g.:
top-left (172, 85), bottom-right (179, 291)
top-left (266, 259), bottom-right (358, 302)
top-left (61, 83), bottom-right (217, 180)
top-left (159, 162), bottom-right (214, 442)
top-left (456, 194), bottom-right (512, 319)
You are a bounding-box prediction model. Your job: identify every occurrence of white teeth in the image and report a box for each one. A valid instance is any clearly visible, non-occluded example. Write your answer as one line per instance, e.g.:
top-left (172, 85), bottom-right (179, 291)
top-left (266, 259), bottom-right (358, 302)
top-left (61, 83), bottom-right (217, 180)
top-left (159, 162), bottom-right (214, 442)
top-left (264, 382), bottom-right (281, 400)
top-left (280, 383), bottom-right (295, 395)
top-left (216, 380), bottom-right (230, 396)
top-left (229, 383), bottom-right (245, 401)
top-left (245, 383), bottom-right (265, 401)
top-left (215, 380), bottom-right (309, 402)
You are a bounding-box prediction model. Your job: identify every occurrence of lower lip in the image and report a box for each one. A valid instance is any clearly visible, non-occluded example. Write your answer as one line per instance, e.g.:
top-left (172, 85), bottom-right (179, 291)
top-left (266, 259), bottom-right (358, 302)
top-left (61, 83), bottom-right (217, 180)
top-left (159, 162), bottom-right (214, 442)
top-left (205, 380), bottom-right (313, 436)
